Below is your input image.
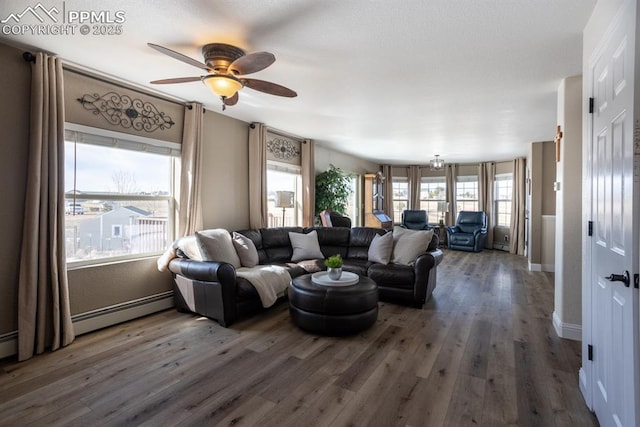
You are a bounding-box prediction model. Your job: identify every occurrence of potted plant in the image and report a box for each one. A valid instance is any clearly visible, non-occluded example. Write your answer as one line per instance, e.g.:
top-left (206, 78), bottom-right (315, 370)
top-left (324, 254), bottom-right (343, 280)
top-left (315, 165), bottom-right (353, 222)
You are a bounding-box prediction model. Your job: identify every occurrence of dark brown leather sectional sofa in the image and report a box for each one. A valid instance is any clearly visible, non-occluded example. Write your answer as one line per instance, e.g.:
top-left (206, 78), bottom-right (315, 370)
top-left (168, 226), bottom-right (443, 327)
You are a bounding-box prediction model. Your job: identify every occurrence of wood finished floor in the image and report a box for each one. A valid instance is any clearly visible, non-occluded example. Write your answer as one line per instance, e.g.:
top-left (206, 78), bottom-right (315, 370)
top-left (0, 249), bottom-right (599, 426)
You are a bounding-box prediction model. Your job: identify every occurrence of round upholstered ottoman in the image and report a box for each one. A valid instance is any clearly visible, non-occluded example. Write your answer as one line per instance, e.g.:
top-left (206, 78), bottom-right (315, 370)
top-left (288, 273), bottom-right (378, 335)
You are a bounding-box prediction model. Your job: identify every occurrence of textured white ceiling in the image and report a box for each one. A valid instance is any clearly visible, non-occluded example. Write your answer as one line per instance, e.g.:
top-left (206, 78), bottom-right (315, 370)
top-left (0, 0), bottom-right (596, 164)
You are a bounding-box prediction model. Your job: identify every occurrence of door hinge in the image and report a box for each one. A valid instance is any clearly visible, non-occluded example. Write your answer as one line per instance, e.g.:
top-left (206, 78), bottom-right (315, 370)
top-left (589, 97), bottom-right (594, 114)
top-left (588, 344), bottom-right (593, 361)
top-left (588, 221), bottom-right (593, 236)
top-left (635, 273), bottom-right (639, 289)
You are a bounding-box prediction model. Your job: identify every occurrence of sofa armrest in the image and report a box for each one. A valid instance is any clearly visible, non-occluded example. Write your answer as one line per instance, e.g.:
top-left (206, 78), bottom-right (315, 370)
top-left (168, 258), bottom-right (237, 284)
top-left (168, 258), bottom-right (239, 327)
top-left (412, 249), bottom-right (443, 305)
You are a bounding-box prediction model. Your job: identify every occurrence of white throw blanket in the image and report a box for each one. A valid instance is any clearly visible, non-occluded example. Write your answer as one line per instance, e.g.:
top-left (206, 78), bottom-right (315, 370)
top-left (236, 265), bottom-right (291, 308)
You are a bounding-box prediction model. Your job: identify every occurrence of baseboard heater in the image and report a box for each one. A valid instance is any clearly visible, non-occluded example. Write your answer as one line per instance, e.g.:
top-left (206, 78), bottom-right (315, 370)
top-left (0, 291), bottom-right (174, 359)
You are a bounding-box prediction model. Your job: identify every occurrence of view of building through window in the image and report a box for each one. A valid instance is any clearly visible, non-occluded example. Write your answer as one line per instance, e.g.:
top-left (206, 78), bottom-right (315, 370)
top-left (495, 173), bottom-right (513, 227)
top-left (64, 131), bottom-right (176, 264)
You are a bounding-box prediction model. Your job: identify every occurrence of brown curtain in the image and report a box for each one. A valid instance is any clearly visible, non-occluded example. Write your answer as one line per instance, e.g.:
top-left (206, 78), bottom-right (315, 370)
top-left (248, 123), bottom-right (268, 228)
top-left (478, 162), bottom-right (495, 248)
top-left (409, 165), bottom-right (421, 209)
top-left (18, 53), bottom-right (74, 361)
top-left (178, 102), bottom-right (204, 236)
top-left (445, 163), bottom-right (458, 225)
top-left (510, 157), bottom-right (526, 255)
top-left (382, 165), bottom-right (394, 217)
top-left (301, 139), bottom-right (315, 226)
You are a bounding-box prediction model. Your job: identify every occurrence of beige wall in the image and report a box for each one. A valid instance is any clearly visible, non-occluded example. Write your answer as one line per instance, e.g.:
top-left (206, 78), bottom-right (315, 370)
top-left (315, 145), bottom-right (379, 175)
top-left (200, 111), bottom-right (251, 231)
top-left (527, 141), bottom-right (556, 268)
top-left (554, 75), bottom-right (583, 338)
top-left (0, 43), bottom-right (30, 335)
top-left (541, 143), bottom-right (557, 215)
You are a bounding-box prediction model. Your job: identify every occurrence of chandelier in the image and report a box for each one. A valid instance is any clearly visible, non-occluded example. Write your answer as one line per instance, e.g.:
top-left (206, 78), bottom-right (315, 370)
top-left (430, 154), bottom-right (444, 171)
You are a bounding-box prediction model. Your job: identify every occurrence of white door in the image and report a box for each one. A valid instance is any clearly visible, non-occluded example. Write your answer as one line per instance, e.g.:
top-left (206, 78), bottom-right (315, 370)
top-left (588, 0), bottom-right (638, 425)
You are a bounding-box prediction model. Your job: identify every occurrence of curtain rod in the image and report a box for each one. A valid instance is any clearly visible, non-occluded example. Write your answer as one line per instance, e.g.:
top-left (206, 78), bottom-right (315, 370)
top-left (23, 51), bottom-right (194, 110)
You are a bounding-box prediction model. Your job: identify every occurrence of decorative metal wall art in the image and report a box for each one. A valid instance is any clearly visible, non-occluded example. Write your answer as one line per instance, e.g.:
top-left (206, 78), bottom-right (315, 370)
top-left (267, 136), bottom-right (300, 161)
top-left (77, 92), bottom-right (175, 132)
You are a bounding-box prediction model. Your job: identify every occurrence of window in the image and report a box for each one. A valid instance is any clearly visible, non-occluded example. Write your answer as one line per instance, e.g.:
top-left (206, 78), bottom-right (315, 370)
top-left (267, 162), bottom-right (302, 227)
top-left (456, 176), bottom-right (478, 213)
top-left (391, 177), bottom-right (409, 222)
top-left (64, 126), bottom-right (178, 265)
top-left (419, 177), bottom-right (446, 224)
top-left (344, 174), bottom-right (361, 226)
top-left (495, 173), bottom-right (513, 227)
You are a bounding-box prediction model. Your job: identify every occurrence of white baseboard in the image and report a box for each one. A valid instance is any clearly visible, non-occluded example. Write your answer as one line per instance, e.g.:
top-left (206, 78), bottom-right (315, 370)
top-left (552, 311), bottom-right (582, 341)
top-left (0, 292), bottom-right (174, 360)
top-left (579, 367), bottom-right (592, 410)
top-left (528, 262), bottom-right (555, 273)
top-left (528, 262), bottom-right (542, 271)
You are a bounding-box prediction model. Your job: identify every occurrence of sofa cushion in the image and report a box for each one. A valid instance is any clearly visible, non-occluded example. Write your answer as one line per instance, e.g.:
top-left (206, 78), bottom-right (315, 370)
top-left (368, 232), bottom-right (393, 264)
top-left (232, 232), bottom-right (259, 267)
top-left (368, 263), bottom-right (415, 289)
top-left (195, 229), bottom-right (242, 268)
top-left (308, 226), bottom-right (349, 259)
top-left (347, 227), bottom-right (386, 260)
top-left (261, 227), bottom-right (302, 262)
top-left (342, 258), bottom-right (371, 276)
top-left (289, 230), bottom-right (324, 262)
top-left (391, 226), bottom-right (434, 265)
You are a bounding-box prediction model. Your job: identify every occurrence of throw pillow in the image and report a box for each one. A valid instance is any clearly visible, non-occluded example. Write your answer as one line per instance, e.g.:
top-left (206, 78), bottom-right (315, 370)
top-left (368, 232), bottom-right (393, 264)
top-left (391, 226), bottom-right (434, 265)
top-left (195, 229), bottom-right (242, 268)
top-left (289, 230), bottom-right (324, 262)
top-left (232, 231), bottom-right (259, 268)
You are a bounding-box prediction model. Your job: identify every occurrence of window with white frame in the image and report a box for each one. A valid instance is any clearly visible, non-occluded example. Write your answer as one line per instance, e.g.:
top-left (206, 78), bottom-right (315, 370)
top-left (64, 126), bottom-right (178, 265)
top-left (456, 175), bottom-right (478, 213)
top-left (494, 173), bottom-right (513, 227)
top-left (419, 177), bottom-right (446, 224)
top-left (344, 174), bottom-right (361, 226)
top-left (267, 162), bottom-right (302, 227)
top-left (392, 176), bottom-right (409, 223)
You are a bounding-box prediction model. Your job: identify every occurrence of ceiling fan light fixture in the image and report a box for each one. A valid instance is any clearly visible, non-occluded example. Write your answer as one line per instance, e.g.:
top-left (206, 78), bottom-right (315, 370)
top-left (430, 154), bottom-right (444, 171)
top-left (202, 74), bottom-right (243, 99)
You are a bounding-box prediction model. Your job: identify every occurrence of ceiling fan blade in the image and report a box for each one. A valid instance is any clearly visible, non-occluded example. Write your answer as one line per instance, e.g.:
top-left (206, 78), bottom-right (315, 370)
top-left (150, 76), bottom-right (202, 84)
top-left (224, 92), bottom-right (239, 106)
top-left (148, 43), bottom-right (210, 71)
top-left (229, 52), bottom-right (275, 76)
top-left (242, 79), bottom-right (297, 97)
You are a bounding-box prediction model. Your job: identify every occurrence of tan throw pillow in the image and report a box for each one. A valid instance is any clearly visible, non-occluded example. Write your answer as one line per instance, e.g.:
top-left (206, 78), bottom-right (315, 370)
top-left (368, 232), bottom-right (393, 264)
top-left (391, 226), bottom-right (434, 265)
top-left (289, 230), bottom-right (324, 262)
top-left (195, 229), bottom-right (241, 268)
top-left (232, 232), bottom-right (259, 267)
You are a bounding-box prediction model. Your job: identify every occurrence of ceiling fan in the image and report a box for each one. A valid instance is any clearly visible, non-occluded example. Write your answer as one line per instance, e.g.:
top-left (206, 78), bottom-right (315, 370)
top-left (147, 42), bottom-right (297, 109)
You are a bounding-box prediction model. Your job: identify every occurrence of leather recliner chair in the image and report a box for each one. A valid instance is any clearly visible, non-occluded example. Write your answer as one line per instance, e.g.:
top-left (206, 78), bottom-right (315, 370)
top-left (446, 211), bottom-right (487, 252)
top-left (401, 210), bottom-right (431, 230)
